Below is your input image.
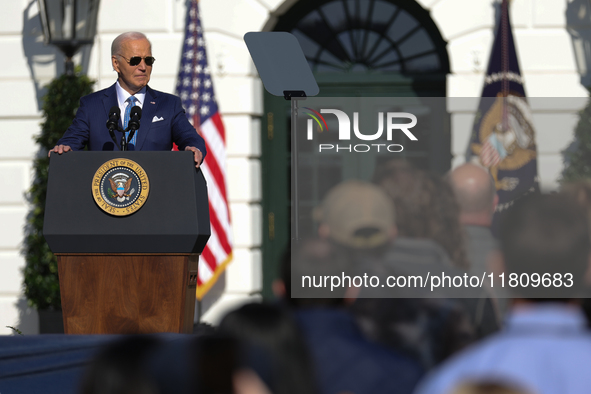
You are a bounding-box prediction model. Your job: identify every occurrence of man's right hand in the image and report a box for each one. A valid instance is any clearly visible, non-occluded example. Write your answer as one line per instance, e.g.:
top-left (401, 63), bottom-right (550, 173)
top-left (48, 145), bottom-right (72, 157)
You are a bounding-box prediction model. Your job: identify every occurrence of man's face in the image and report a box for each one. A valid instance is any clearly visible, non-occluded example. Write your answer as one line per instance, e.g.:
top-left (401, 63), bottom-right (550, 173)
top-left (112, 38), bottom-right (152, 94)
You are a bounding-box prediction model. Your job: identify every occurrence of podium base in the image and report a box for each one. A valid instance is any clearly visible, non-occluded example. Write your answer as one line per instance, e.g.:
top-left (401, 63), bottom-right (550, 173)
top-left (57, 254), bottom-right (198, 334)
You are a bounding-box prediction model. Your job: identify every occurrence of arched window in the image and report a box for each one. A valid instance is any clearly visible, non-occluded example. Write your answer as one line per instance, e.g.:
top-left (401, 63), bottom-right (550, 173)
top-left (273, 0), bottom-right (449, 74)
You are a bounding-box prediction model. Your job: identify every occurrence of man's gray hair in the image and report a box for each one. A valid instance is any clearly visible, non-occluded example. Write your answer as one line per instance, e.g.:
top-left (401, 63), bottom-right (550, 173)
top-left (111, 32), bottom-right (151, 56)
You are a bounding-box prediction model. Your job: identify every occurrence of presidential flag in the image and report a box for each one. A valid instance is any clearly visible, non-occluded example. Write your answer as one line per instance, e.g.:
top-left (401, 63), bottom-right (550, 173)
top-left (175, 0), bottom-right (233, 299)
top-left (467, 0), bottom-right (539, 217)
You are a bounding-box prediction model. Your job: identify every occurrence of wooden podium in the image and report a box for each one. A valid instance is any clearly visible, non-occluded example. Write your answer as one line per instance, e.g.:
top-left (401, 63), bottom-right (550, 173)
top-left (44, 152), bottom-right (210, 334)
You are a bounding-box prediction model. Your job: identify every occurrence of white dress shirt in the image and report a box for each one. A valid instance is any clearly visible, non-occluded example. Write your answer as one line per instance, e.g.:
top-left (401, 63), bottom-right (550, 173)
top-left (115, 80), bottom-right (146, 116)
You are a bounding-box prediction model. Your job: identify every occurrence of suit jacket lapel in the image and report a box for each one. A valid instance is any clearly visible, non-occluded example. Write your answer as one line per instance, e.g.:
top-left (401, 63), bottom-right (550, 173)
top-left (135, 86), bottom-right (158, 151)
top-left (102, 83), bottom-right (122, 150)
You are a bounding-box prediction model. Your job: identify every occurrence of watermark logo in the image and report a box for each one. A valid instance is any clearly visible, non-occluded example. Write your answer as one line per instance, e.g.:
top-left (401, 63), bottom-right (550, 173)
top-left (304, 109), bottom-right (418, 153)
top-left (303, 107), bottom-right (329, 135)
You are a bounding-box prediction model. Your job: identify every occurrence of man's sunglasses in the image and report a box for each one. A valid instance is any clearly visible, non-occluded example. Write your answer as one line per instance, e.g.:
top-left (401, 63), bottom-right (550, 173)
top-left (118, 55), bottom-right (156, 66)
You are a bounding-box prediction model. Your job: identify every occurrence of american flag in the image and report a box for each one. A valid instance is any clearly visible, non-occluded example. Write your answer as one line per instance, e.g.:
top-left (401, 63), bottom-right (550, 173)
top-left (175, 0), bottom-right (233, 300)
top-left (480, 140), bottom-right (501, 168)
top-left (480, 133), bottom-right (504, 168)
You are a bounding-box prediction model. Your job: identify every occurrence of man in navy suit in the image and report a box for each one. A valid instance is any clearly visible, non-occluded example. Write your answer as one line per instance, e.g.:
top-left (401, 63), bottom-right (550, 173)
top-left (49, 32), bottom-right (206, 167)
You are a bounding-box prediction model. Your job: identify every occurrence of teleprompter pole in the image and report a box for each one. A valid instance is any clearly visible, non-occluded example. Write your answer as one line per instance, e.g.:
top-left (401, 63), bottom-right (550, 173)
top-left (285, 90), bottom-right (306, 241)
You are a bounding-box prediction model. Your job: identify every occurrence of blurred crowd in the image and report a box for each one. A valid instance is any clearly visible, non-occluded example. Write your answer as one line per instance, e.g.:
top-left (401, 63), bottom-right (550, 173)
top-left (79, 160), bottom-right (591, 394)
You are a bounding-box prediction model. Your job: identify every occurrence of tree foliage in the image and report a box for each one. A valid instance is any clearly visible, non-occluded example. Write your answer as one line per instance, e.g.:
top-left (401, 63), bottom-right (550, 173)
top-left (23, 70), bottom-right (94, 310)
top-left (562, 97), bottom-right (591, 182)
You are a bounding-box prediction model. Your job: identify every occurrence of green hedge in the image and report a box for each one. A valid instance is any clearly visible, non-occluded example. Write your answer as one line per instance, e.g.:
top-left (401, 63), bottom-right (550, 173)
top-left (23, 70), bottom-right (94, 310)
top-left (562, 96), bottom-right (591, 182)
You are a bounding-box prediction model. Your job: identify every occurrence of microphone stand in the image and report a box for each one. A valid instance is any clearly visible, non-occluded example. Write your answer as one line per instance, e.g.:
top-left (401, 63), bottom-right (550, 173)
top-left (125, 107), bottom-right (142, 150)
top-left (121, 130), bottom-right (128, 151)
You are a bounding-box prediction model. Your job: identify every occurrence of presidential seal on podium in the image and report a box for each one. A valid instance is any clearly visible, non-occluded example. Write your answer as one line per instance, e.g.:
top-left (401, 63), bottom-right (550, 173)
top-left (92, 158), bottom-right (150, 216)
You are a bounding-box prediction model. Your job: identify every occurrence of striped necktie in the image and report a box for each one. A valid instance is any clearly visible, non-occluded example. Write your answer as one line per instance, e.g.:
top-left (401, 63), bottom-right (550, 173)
top-left (124, 96), bottom-right (139, 147)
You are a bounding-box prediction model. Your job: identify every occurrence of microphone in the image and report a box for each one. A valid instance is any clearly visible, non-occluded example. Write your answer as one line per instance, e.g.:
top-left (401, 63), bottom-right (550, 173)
top-left (126, 106), bottom-right (142, 145)
top-left (106, 106), bottom-right (120, 148)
